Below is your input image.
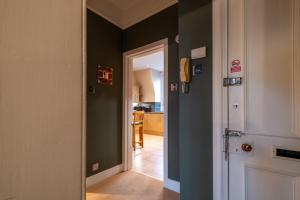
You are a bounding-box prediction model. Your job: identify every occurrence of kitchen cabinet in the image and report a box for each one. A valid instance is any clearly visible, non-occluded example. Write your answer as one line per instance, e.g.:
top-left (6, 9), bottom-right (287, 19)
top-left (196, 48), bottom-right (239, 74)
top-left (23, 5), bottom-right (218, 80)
top-left (144, 113), bottom-right (164, 136)
top-left (133, 85), bottom-right (140, 103)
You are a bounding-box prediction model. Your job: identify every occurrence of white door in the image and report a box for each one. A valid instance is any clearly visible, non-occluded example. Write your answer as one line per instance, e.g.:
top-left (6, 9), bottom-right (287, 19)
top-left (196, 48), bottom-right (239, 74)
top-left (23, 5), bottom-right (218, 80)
top-left (225, 0), bottom-right (300, 200)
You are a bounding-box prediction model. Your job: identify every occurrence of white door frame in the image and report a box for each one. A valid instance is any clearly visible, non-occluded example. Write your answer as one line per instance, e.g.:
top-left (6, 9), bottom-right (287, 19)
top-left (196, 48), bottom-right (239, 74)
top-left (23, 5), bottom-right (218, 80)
top-left (122, 38), bottom-right (171, 185)
top-left (213, 0), bottom-right (228, 199)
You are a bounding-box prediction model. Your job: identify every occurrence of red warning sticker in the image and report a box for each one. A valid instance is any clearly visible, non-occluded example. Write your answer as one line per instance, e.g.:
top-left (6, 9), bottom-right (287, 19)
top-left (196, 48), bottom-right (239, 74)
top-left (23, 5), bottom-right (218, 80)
top-left (231, 59), bottom-right (241, 73)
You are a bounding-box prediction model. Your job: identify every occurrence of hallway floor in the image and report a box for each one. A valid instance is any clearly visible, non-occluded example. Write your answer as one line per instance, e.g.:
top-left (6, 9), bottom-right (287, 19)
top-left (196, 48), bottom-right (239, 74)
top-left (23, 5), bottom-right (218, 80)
top-left (132, 134), bottom-right (163, 179)
top-left (86, 171), bottom-right (179, 200)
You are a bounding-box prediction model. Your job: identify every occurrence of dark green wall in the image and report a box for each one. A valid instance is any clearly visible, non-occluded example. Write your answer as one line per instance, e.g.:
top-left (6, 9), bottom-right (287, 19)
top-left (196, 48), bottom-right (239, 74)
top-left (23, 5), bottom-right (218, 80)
top-left (178, 0), bottom-right (213, 199)
top-left (86, 9), bottom-right (123, 177)
top-left (123, 4), bottom-right (180, 181)
top-left (86, 2), bottom-right (214, 197)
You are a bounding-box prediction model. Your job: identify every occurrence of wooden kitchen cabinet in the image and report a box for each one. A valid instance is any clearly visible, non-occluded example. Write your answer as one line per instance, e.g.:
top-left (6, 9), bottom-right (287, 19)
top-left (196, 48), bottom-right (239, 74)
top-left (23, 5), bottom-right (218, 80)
top-left (144, 113), bottom-right (164, 136)
top-left (132, 85), bottom-right (140, 103)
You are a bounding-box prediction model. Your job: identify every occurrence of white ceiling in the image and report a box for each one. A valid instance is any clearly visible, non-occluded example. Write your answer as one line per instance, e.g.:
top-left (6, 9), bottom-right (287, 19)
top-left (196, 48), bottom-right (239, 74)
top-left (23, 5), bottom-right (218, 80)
top-left (87, 0), bottom-right (178, 29)
top-left (133, 50), bottom-right (164, 72)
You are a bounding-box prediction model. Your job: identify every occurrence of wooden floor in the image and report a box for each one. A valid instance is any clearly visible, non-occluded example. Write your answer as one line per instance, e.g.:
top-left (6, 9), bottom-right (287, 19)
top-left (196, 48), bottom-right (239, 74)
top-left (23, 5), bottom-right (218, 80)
top-left (86, 171), bottom-right (179, 200)
top-left (132, 134), bottom-right (163, 179)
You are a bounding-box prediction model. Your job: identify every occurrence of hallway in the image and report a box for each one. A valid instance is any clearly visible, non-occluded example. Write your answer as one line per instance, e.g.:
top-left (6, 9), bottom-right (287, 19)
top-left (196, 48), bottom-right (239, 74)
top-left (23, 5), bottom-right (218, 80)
top-left (86, 171), bottom-right (179, 200)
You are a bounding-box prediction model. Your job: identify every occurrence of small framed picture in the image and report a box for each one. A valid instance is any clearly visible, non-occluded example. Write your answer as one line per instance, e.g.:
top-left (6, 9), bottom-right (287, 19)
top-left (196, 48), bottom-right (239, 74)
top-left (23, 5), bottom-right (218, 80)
top-left (97, 65), bottom-right (113, 85)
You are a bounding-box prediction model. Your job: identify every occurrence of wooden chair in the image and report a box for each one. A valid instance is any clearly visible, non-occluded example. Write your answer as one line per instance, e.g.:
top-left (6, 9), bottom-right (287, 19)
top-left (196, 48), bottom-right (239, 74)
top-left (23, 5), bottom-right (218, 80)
top-left (132, 111), bottom-right (144, 151)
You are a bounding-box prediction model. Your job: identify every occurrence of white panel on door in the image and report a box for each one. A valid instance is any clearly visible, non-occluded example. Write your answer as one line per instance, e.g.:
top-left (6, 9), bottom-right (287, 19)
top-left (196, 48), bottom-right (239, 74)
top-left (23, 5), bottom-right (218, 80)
top-left (245, 166), bottom-right (298, 200)
top-left (244, 0), bottom-right (299, 137)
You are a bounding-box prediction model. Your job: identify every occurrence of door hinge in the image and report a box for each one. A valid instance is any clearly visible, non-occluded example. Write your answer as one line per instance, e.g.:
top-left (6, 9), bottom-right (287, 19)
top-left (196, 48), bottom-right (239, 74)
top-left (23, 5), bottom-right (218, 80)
top-left (223, 77), bottom-right (242, 87)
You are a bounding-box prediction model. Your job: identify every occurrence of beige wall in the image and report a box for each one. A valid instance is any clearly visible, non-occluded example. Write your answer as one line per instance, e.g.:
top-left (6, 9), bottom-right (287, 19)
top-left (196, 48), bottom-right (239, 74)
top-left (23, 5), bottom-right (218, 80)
top-left (0, 0), bottom-right (84, 200)
top-left (134, 69), bottom-right (164, 104)
top-left (134, 69), bottom-right (155, 102)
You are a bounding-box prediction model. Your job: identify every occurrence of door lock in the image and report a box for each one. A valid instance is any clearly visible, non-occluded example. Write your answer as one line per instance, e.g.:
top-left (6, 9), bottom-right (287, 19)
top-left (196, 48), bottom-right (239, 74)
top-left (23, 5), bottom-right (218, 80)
top-left (225, 129), bottom-right (244, 137)
top-left (224, 128), bottom-right (245, 160)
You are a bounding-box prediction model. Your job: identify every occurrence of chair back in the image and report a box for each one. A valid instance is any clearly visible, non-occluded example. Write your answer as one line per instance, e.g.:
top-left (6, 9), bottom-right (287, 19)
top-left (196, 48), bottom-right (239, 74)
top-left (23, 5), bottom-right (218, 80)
top-left (133, 111), bottom-right (144, 124)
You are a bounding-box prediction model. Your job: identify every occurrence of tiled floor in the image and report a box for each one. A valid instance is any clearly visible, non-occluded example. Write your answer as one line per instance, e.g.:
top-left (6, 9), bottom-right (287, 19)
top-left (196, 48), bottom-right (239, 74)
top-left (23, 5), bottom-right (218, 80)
top-left (86, 171), bottom-right (179, 200)
top-left (132, 134), bottom-right (163, 180)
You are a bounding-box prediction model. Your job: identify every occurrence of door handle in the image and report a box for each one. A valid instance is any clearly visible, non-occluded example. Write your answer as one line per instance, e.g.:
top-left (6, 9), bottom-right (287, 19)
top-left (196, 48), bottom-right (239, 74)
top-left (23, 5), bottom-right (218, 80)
top-left (224, 128), bottom-right (245, 160)
top-left (241, 143), bottom-right (253, 152)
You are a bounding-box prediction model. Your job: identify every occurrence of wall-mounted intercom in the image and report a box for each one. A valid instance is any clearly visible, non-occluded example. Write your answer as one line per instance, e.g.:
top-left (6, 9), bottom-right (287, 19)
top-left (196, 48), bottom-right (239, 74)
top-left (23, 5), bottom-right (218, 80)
top-left (180, 57), bottom-right (191, 93)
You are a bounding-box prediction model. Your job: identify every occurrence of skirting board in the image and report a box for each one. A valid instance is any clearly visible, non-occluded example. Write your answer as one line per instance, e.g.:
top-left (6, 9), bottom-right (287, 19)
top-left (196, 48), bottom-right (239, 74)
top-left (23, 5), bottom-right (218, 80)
top-left (164, 178), bottom-right (180, 193)
top-left (86, 164), bottom-right (123, 188)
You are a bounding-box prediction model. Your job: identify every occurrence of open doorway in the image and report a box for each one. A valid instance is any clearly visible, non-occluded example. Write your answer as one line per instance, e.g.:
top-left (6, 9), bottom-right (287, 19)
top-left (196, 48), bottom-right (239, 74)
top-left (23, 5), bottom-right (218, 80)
top-left (123, 39), bottom-right (168, 182)
top-left (131, 48), bottom-right (165, 179)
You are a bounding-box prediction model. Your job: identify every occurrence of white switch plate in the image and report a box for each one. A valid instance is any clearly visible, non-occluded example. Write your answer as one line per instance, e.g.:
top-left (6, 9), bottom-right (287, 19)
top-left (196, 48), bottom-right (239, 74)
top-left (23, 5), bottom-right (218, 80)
top-left (92, 162), bottom-right (99, 171)
top-left (191, 47), bottom-right (206, 59)
top-left (170, 83), bottom-right (178, 92)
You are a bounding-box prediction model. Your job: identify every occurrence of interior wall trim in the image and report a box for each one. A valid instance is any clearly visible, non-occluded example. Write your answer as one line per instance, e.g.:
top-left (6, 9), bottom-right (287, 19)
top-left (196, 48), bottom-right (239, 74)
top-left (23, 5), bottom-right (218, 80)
top-left (164, 178), bottom-right (180, 193)
top-left (213, 0), bottom-right (226, 199)
top-left (82, 0), bottom-right (87, 198)
top-left (122, 38), bottom-right (169, 185)
top-left (86, 164), bottom-right (124, 188)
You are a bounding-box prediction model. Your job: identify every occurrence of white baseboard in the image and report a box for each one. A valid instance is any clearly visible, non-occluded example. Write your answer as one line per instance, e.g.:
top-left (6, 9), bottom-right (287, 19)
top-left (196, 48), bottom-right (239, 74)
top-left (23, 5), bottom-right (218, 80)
top-left (86, 164), bottom-right (123, 188)
top-left (164, 178), bottom-right (180, 193)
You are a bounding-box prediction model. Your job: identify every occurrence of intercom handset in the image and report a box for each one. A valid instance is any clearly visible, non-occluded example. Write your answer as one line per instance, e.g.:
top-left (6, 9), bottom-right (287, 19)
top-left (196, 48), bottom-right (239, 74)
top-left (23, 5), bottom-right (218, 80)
top-left (180, 57), bottom-right (191, 93)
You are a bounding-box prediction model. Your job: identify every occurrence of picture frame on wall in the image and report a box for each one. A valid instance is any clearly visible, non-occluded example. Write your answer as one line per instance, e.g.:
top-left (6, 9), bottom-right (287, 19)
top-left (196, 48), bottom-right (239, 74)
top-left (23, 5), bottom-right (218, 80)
top-left (97, 65), bottom-right (113, 85)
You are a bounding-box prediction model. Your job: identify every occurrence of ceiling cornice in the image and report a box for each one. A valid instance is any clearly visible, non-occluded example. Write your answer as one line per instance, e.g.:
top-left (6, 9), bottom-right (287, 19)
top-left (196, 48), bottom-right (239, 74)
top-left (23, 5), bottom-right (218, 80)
top-left (86, 5), bottom-right (123, 28)
top-left (87, 0), bottom-right (123, 28)
top-left (87, 0), bottom-right (178, 29)
top-left (121, 0), bottom-right (178, 29)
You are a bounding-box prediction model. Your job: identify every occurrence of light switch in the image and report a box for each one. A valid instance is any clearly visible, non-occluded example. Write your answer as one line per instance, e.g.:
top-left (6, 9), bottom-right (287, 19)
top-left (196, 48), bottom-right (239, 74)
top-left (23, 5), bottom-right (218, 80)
top-left (191, 47), bottom-right (206, 59)
top-left (170, 83), bottom-right (178, 92)
top-left (88, 85), bottom-right (96, 95)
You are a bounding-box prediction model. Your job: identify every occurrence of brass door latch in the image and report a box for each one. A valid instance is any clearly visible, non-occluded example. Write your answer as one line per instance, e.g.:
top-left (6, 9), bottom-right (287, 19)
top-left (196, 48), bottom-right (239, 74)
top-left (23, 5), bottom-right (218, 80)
top-left (241, 143), bottom-right (253, 152)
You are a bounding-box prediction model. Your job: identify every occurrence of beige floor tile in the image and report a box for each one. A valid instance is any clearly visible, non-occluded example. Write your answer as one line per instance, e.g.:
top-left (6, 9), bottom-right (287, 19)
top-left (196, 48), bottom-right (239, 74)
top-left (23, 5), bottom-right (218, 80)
top-left (132, 134), bottom-right (163, 180)
top-left (86, 171), bottom-right (179, 200)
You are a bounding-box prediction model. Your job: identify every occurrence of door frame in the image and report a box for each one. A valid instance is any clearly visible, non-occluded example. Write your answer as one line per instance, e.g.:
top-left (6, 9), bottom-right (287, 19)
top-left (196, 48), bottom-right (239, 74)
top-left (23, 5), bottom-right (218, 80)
top-left (213, 0), bottom-right (228, 199)
top-left (81, 0), bottom-right (87, 199)
top-left (122, 38), bottom-right (170, 185)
